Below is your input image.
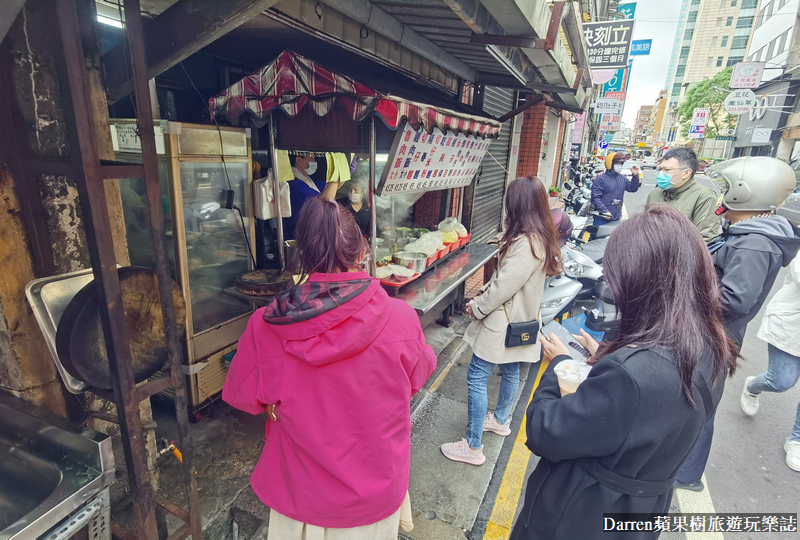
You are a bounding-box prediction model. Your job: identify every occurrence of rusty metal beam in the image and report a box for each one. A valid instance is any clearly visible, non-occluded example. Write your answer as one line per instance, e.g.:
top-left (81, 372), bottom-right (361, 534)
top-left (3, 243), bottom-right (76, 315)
top-left (545, 2), bottom-right (565, 51)
top-left (497, 94), bottom-right (544, 123)
top-left (103, 0), bottom-right (279, 103)
top-left (121, 1), bottom-right (203, 537)
top-left (54, 0), bottom-right (160, 538)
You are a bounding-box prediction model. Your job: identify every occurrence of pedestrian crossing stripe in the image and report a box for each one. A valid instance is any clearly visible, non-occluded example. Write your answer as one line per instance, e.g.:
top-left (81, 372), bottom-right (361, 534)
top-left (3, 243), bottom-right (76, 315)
top-left (483, 358), bottom-right (550, 540)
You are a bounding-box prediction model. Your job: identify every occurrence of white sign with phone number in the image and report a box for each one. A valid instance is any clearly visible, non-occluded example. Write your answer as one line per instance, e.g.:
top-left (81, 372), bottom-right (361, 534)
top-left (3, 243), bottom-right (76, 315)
top-left (376, 122), bottom-right (490, 196)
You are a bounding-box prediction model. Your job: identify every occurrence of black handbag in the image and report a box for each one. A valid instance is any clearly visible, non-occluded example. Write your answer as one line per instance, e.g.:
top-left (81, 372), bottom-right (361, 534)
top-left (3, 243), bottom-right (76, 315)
top-left (502, 303), bottom-right (540, 348)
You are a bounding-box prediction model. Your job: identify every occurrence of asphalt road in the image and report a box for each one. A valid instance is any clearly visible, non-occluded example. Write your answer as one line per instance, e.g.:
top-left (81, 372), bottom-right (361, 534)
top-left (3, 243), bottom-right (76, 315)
top-left (623, 165), bottom-right (800, 538)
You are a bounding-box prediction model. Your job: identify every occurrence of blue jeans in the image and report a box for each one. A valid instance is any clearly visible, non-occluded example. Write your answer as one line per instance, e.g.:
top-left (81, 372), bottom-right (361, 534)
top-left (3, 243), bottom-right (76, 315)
top-left (466, 355), bottom-right (520, 449)
top-left (746, 343), bottom-right (800, 442)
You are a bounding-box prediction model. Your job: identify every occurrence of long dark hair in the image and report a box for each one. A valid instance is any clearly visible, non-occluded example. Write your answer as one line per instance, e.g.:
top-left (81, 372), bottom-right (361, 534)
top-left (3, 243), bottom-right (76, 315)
top-left (294, 197), bottom-right (366, 276)
top-left (595, 204), bottom-right (739, 405)
top-left (499, 177), bottom-right (562, 276)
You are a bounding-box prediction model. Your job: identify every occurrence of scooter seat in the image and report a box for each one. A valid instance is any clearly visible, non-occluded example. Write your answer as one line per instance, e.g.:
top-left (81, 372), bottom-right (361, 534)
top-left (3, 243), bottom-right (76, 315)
top-left (575, 237), bottom-right (607, 264)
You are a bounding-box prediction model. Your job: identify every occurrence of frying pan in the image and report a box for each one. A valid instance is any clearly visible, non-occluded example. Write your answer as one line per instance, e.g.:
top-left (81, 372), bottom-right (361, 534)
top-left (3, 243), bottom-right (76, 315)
top-left (55, 266), bottom-right (186, 390)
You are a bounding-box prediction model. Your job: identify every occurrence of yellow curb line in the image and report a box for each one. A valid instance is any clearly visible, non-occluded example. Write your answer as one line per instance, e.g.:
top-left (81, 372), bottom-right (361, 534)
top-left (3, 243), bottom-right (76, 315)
top-left (483, 358), bottom-right (550, 540)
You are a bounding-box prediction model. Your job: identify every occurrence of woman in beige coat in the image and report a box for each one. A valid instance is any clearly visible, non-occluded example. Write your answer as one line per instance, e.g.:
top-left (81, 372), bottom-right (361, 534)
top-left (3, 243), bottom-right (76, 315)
top-left (442, 177), bottom-right (563, 465)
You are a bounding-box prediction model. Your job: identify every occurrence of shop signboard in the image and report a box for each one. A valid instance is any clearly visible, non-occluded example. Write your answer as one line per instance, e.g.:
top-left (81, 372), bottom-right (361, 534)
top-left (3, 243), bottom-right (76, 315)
top-left (630, 40), bottom-right (652, 56)
top-left (569, 143), bottom-right (581, 159)
top-left (618, 3), bottom-right (637, 19)
top-left (571, 113), bottom-right (586, 144)
top-left (730, 62), bottom-right (765, 89)
top-left (751, 128), bottom-right (773, 144)
top-left (691, 108), bottom-right (709, 127)
top-left (599, 114), bottom-right (621, 132)
top-left (732, 81), bottom-right (796, 148)
top-left (377, 122), bottom-right (489, 196)
top-left (583, 20), bottom-right (636, 69)
top-left (595, 98), bottom-right (623, 115)
top-left (724, 89), bottom-right (757, 115)
top-left (592, 69), bottom-right (616, 85)
top-left (604, 91), bottom-right (627, 101)
top-left (688, 124), bottom-right (705, 139)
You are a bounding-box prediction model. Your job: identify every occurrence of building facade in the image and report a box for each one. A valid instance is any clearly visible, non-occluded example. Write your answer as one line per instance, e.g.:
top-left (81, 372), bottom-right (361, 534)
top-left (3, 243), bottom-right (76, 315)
top-left (634, 105), bottom-right (653, 143)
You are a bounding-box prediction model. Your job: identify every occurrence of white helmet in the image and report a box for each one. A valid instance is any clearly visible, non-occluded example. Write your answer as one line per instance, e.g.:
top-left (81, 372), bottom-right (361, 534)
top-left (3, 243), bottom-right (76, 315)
top-left (706, 157), bottom-right (796, 212)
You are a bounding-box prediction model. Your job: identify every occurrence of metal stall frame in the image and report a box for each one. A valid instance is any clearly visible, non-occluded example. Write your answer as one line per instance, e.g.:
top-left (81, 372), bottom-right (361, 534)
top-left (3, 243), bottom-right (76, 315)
top-left (54, 0), bottom-right (201, 538)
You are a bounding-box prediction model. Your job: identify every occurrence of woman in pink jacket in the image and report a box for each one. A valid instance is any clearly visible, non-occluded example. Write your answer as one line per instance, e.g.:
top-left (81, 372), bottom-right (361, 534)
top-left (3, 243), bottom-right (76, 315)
top-left (223, 197), bottom-right (437, 539)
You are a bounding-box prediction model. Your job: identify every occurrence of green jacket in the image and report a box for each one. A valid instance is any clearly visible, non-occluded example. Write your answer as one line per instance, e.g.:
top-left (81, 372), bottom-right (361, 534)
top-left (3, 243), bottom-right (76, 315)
top-left (646, 178), bottom-right (721, 243)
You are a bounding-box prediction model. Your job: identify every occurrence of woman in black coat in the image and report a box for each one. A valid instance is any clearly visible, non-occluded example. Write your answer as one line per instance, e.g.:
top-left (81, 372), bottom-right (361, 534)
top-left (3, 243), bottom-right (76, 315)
top-left (510, 204), bottom-right (740, 540)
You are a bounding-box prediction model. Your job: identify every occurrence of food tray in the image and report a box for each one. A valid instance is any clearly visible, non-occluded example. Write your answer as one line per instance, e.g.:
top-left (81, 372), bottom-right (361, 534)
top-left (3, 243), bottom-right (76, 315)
top-left (426, 253), bottom-right (437, 266)
top-left (458, 233), bottom-right (472, 247)
top-left (437, 246), bottom-right (450, 259)
top-left (379, 273), bottom-right (421, 288)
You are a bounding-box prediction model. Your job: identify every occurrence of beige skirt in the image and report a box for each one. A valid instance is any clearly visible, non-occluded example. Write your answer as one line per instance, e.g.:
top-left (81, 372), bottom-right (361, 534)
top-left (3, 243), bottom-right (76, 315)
top-left (267, 492), bottom-right (413, 540)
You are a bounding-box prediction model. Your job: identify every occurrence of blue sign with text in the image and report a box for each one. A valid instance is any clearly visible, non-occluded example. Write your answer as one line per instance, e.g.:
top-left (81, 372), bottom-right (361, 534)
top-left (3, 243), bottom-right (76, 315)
top-left (630, 40), bottom-right (652, 56)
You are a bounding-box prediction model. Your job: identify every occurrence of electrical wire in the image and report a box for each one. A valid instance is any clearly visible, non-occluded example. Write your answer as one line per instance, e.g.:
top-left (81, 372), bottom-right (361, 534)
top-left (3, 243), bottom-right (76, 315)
top-left (180, 61), bottom-right (257, 269)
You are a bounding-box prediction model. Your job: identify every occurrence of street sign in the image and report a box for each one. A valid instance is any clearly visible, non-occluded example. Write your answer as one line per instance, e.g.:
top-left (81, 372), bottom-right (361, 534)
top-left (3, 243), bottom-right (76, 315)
top-left (603, 133), bottom-right (614, 143)
top-left (595, 98), bottom-right (623, 115)
top-left (637, 142), bottom-right (646, 147)
top-left (730, 62), bottom-right (765, 89)
top-left (691, 108), bottom-right (710, 127)
top-left (630, 40), bottom-right (652, 56)
top-left (619, 3), bottom-right (637, 19)
top-left (583, 20), bottom-right (636, 69)
top-left (716, 136), bottom-right (736, 141)
top-left (688, 125), bottom-right (706, 139)
top-left (599, 140), bottom-right (609, 149)
top-left (724, 89), bottom-right (757, 115)
top-left (667, 127), bottom-right (676, 142)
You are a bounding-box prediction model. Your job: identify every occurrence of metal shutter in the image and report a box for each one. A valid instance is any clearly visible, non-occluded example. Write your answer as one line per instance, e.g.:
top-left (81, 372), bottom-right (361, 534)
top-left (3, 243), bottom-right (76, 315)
top-left (471, 87), bottom-right (514, 243)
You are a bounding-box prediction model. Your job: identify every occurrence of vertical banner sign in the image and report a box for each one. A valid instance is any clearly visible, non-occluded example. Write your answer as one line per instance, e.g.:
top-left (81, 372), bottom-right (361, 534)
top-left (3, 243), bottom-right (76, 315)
top-left (571, 113), bottom-right (586, 144)
top-left (618, 3), bottom-right (637, 19)
top-left (629, 39), bottom-right (652, 56)
top-left (730, 62), bottom-right (766, 89)
top-left (583, 20), bottom-right (636, 69)
top-left (376, 122), bottom-right (489, 196)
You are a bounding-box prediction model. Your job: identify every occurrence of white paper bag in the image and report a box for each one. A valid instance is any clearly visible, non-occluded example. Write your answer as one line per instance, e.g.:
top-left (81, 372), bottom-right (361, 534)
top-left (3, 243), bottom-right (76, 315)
top-left (254, 169), bottom-right (292, 220)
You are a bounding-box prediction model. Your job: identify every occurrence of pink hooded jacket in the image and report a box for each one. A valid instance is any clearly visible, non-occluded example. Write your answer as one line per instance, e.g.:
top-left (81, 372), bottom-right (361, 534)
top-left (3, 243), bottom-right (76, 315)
top-left (222, 271), bottom-right (436, 528)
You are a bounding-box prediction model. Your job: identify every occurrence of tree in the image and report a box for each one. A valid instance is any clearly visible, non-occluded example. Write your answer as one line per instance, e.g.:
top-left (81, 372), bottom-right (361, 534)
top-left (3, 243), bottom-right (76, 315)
top-left (677, 67), bottom-right (738, 139)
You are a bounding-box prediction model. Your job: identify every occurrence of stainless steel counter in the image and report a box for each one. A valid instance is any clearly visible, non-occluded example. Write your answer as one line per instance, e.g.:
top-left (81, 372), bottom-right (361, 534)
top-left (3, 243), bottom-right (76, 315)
top-left (393, 243), bottom-right (498, 316)
top-left (224, 242), bottom-right (498, 320)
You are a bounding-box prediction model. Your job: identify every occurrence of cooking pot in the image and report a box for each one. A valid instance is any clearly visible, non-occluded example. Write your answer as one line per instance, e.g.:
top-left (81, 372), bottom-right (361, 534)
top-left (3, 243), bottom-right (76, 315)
top-left (393, 251), bottom-right (427, 273)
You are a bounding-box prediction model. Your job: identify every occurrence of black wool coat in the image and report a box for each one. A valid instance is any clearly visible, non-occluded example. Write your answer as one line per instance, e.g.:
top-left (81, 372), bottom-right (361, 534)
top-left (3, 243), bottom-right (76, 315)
top-left (510, 345), bottom-right (721, 540)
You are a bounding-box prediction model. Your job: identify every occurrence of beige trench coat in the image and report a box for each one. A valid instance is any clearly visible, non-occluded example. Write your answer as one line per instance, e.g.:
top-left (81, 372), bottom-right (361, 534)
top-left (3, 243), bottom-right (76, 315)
top-left (463, 235), bottom-right (547, 364)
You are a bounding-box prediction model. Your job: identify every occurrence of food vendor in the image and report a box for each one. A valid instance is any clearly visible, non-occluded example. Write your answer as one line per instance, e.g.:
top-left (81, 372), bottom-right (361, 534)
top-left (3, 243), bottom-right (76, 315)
top-left (283, 153), bottom-right (339, 239)
top-left (338, 179), bottom-right (371, 236)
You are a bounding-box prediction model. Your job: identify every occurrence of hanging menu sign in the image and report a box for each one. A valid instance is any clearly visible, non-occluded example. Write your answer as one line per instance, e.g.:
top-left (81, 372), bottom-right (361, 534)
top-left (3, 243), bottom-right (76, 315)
top-left (376, 122), bottom-right (490, 196)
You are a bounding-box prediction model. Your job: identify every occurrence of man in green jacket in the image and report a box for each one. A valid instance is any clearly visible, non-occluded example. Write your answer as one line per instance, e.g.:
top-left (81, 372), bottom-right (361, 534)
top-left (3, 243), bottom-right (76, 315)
top-left (647, 147), bottom-right (721, 243)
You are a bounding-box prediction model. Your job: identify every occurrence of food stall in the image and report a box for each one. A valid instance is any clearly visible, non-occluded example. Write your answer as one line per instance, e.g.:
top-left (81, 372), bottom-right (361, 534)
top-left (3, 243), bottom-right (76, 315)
top-left (110, 120), bottom-right (256, 416)
top-left (210, 51), bottom-right (501, 328)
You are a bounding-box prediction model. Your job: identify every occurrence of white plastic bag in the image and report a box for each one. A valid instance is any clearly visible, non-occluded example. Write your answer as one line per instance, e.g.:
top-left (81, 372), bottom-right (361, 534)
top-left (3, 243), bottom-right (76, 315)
top-left (253, 168), bottom-right (291, 220)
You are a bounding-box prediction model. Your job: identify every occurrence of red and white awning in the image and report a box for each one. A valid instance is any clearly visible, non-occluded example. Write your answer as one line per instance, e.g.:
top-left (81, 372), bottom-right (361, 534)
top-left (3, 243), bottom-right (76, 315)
top-left (209, 51), bottom-right (501, 139)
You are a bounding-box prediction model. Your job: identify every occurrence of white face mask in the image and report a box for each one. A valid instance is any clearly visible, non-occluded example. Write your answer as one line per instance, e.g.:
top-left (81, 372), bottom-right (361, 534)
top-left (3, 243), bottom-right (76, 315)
top-left (305, 162), bottom-right (318, 175)
top-left (613, 164), bottom-right (623, 173)
top-left (349, 192), bottom-right (364, 204)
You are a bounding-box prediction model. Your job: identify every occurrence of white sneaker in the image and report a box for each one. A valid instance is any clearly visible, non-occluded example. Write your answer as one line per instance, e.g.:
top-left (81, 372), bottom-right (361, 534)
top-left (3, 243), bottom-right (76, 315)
top-left (440, 438), bottom-right (486, 466)
top-left (740, 376), bottom-right (759, 416)
top-left (786, 440), bottom-right (800, 472)
top-left (483, 412), bottom-right (512, 436)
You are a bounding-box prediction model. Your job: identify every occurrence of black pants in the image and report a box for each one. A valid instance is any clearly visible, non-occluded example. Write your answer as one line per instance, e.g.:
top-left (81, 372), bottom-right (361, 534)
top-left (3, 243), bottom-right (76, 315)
top-left (677, 413), bottom-right (715, 484)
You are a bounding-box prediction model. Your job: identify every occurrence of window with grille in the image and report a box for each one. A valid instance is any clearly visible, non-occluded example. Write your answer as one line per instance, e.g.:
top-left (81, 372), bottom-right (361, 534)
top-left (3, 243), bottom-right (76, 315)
top-left (737, 16), bottom-right (754, 28)
top-left (727, 56), bottom-right (744, 67)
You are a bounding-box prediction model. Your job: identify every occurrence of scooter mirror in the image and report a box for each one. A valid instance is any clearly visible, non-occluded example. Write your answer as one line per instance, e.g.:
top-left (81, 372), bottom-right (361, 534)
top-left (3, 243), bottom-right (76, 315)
top-left (564, 182), bottom-right (572, 190)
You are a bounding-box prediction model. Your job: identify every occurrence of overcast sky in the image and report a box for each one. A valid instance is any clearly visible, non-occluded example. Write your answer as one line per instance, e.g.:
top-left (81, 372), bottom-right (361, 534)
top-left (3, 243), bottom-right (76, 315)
top-left (620, 0), bottom-right (682, 126)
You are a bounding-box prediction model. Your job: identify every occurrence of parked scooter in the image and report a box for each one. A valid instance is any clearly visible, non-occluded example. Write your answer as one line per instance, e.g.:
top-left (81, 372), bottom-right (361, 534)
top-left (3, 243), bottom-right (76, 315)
top-left (560, 244), bottom-right (603, 310)
top-left (540, 273), bottom-right (582, 325)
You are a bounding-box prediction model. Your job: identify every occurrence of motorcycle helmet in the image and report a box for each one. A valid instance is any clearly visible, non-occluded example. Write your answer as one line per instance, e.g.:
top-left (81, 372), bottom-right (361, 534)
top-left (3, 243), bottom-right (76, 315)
top-left (585, 279), bottom-right (620, 333)
top-left (551, 208), bottom-right (574, 246)
top-left (604, 152), bottom-right (625, 170)
top-left (706, 156), bottom-right (795, 212)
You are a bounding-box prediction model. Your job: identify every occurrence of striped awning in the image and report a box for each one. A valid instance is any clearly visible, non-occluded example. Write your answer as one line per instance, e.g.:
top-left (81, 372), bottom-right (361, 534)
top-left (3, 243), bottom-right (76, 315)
top-left (209, 51), bottom-right (501, 139)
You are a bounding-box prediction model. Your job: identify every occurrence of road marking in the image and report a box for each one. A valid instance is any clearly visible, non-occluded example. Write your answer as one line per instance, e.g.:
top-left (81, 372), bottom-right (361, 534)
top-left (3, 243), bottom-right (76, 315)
top-left (673, 475), bottom-right (723, 540)
top-left (483, 359), bottom-right (550, 540)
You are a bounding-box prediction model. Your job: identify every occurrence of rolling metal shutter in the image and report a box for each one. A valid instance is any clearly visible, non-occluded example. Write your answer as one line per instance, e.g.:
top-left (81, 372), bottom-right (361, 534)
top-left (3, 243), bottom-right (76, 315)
top-left (471, 87), bottom-right (514, 243)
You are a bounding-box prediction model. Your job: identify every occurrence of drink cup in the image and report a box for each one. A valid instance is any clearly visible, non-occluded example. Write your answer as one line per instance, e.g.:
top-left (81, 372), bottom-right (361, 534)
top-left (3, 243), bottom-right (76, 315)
top-left (554, 359), bottom-right (591, 396)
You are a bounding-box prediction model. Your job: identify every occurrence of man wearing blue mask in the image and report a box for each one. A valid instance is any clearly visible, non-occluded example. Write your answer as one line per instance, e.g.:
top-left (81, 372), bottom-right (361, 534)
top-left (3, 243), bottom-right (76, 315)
top-left (591, 152), bottom-right (640, 225)
top-left (646, 147), bottom-right (720, 243)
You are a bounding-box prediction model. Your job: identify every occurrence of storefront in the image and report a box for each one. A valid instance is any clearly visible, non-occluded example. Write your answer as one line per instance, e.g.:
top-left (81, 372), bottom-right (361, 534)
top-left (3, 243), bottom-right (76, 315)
top-left (732, 80), bottom-right (798, 158)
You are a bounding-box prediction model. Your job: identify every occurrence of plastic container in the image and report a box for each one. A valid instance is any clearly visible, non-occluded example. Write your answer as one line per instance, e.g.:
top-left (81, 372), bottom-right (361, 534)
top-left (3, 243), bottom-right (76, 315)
top-left (554, 360), bottom-right (591, 396)
top-left (426, 253), bottom-right (437, 266)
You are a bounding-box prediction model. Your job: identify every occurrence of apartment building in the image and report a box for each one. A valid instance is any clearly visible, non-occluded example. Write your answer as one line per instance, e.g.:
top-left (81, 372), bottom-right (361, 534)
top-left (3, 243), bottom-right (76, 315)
top-left (635, 105), bottom-right (653, 143)
top-left (747, 0), bottom-right (800, 81)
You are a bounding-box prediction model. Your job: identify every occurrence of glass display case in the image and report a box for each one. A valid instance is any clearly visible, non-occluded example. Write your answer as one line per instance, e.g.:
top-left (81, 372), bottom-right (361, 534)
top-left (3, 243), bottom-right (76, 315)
top-left (111, 120), bottom-right (255, 412)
